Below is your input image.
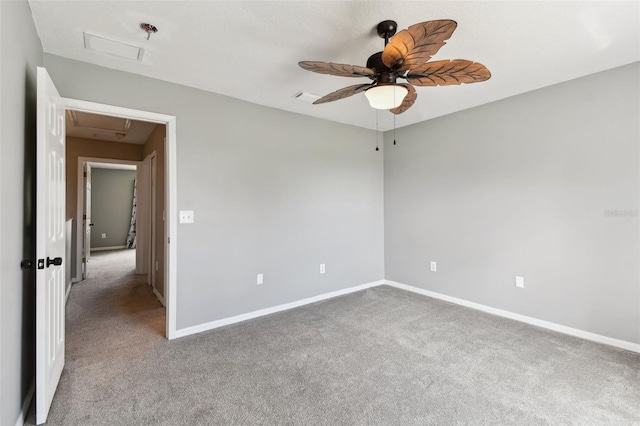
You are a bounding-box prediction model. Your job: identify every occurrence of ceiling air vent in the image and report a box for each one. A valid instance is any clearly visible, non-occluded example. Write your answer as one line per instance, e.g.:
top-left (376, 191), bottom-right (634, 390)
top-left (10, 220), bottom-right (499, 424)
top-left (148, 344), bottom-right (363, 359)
top-left (293, 91), bottom-right (320, 103)
top-left (84, 32), bottom-right (144, 61)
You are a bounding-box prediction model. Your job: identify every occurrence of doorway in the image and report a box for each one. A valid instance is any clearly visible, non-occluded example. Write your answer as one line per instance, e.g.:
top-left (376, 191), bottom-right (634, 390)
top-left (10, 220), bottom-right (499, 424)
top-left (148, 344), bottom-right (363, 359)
top-left (71, 124), bottom-right (165, 309)
top-left (76, 153), bottom-right (165, 306)
top-left (79, 161), bottom-right (138, 278)
top-left (63, 98), bottom-right (177, 339)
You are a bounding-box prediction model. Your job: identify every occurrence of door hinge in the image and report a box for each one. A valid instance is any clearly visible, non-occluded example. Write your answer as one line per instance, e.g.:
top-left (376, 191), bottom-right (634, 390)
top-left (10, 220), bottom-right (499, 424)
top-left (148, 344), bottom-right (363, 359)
top-left (37, 259), bottom-right (45, 270)
top-left (84, 171), bottom-right (87, 178)
top-left (167, 237), bottom-right (170, 244)
top-left (83, 214), bottom-right (86, 220)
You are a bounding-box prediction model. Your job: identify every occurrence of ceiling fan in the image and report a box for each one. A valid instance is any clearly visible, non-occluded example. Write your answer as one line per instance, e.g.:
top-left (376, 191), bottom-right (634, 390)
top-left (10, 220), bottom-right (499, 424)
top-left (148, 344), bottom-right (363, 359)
top-left (299, 20), bottom-right (491, 114)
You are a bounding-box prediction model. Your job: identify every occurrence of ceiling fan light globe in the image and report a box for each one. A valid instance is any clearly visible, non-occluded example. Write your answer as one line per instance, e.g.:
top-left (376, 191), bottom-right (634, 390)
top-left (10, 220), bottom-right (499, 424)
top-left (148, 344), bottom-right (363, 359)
top-left (365, 85), bottom-right (409, 109)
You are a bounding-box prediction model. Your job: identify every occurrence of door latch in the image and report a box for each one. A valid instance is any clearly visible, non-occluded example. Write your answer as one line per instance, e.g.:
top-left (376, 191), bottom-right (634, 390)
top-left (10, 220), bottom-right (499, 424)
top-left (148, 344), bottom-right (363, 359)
top-left (37, 259), bottom-right (45, 269)
top-left (46, 257), bottom-right (63, 267)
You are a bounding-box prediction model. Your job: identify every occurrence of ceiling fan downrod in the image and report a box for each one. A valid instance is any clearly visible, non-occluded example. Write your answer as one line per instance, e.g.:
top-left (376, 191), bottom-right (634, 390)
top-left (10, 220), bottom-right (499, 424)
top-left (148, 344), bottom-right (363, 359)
top-left (376, 20), bottom-right (397, 46)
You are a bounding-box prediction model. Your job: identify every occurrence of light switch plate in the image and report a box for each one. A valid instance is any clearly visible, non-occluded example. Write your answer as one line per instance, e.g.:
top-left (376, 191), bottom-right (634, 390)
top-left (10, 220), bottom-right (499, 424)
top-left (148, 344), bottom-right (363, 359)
top-left (179, 210), bottom-right (194, 224)
top-left (515, 276), bottom-right (525, 288)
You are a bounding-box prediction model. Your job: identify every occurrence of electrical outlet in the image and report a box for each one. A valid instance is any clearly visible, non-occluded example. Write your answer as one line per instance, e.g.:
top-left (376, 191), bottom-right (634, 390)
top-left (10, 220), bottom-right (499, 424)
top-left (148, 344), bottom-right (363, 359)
top-left (320, 264), bottom-right (325, 274)
top-left (257, 273), bottom-right (263, 285)
top-left (101, 233), bottom-right (106, 239)
top-left (430, 261), bottom-right (437, 272)
top-left (515, 276), bottom-right (524, 288)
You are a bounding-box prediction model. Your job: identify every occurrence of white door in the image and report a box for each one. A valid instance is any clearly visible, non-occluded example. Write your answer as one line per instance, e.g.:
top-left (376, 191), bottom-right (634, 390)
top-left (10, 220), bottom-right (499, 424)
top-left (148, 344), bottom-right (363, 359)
top-left (36, 67), bottom-right (66, 424)
top-left (82, 163), bottom-right (92, 278)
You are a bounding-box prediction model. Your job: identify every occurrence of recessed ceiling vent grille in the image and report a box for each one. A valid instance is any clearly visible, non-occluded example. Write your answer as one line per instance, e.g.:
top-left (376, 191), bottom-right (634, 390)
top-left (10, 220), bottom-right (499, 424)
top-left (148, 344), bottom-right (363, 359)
top-left (83, 32), bottom-right (144, 61)
top-left (293, 91), bottom-right (320, 103)
top-left (68, 110), bottom-right (131, 133)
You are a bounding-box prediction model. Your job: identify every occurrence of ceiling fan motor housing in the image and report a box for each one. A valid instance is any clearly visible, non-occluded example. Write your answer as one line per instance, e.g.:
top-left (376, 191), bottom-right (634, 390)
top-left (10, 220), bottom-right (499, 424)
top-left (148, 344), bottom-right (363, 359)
top-left (366, 52), bottom-right (398, 85)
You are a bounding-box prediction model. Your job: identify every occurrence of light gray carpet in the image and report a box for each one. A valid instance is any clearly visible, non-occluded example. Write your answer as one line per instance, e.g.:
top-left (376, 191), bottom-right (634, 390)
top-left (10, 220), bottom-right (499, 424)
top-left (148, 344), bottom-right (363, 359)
top-left (28, 250), bottom-right (640, 425)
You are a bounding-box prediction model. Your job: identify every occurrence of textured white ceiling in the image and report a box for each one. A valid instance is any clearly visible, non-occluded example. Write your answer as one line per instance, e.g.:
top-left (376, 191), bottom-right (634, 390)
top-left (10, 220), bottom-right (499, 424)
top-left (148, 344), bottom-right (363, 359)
top-left (29, 1), bottom-right (639, 131)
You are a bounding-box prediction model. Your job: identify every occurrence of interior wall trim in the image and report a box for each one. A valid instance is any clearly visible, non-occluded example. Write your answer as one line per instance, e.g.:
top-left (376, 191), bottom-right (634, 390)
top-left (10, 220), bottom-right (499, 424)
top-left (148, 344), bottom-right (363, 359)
top-left (174, 280), bottom-right (385, 339)
top-left (384, 280), bottom-right (640, 354)
top-left (153, 287), bottom-right (166, 307)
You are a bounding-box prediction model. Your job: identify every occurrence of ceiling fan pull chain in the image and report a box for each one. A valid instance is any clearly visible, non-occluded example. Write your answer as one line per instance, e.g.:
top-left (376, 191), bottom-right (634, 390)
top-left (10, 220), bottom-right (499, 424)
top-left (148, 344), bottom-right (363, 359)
top-left (393, 113), bottom-right (397, 146)
top-left (392, 88), bottom-right (397, 146)
top-left (375, 110), bottom-right (379, 151)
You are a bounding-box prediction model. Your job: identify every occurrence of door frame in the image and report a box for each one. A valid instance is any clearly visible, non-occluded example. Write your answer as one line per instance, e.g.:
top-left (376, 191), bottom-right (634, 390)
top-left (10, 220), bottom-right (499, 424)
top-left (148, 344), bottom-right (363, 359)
top-left (82, 162), bottom-right (91, 279)
top-left (134, 155), bottom-right (149, 275)
top-left (76, 158), bottom-right (139, 279)
top-left (147, 152), bottom-right (160, 302)
top-left (64, 97), bottom-right (178, 339)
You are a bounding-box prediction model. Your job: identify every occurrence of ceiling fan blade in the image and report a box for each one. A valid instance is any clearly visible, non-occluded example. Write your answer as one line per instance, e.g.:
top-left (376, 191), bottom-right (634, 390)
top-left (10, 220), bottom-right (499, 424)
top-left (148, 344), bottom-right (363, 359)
top-left (313, 83), bottom-right (374, 104)
top-left (299, 61), bottom-right (375, 78)
top-left (382, 20), bottom-right (457, 70)
top-left (406, 60), bottom-right (491, 86)
top-left (390, 84), bottom-right (417, 114)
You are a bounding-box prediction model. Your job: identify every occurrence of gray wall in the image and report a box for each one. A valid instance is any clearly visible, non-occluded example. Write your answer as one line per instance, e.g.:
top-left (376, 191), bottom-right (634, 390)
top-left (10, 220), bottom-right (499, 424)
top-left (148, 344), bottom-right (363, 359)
top-left (90, 168), bottom-right (137, 249)
top-left (44, 54), bottom-right (385, 330)
top-left (384, 63), bottom-right (640, 344)
top-left (0, 0), bottom-right (43, 424)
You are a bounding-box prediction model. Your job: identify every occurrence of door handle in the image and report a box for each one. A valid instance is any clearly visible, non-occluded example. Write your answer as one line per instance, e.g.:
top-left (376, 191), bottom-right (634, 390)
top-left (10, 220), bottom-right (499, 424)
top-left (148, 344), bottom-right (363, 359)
top-left (46, 257), bottom-right (63, 267)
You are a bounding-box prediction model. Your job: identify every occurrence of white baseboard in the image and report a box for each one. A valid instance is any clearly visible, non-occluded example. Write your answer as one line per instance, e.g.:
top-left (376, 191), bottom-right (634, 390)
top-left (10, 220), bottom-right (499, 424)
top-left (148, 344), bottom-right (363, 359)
top-left (384, 280), bottom-right (640, 354)
top-left (174, 280), bottom-right (384, 339)
top-left (14, 380), bottom-right (34, 426)
top-left (153, 287), bottom-right (166, 307)
top-left (172, 278), bottom-right (639, 353)
top-left (90, 245), bottom-right (127, 252)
